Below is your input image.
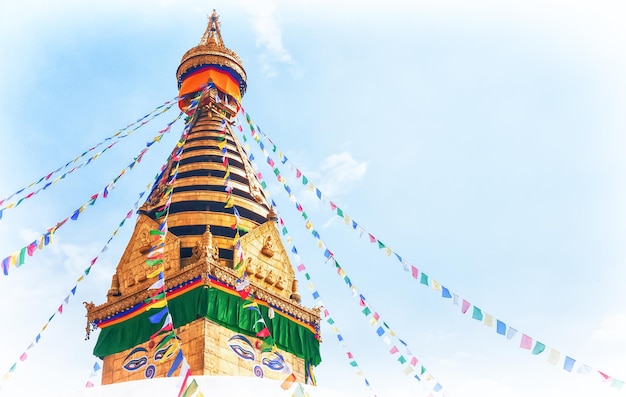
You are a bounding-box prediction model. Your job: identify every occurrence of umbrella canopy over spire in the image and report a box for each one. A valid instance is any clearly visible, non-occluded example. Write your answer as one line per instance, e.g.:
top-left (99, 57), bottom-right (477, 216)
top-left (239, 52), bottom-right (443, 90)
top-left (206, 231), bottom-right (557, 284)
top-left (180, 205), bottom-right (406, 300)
top-left (176, 10), bottom-right (247, 107)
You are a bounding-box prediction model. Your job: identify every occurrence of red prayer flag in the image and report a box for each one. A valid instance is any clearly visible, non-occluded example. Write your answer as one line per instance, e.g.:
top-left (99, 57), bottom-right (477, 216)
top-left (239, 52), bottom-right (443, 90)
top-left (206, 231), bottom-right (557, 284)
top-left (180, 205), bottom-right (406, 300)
top-left (256, 327), bottom-right (270, 338)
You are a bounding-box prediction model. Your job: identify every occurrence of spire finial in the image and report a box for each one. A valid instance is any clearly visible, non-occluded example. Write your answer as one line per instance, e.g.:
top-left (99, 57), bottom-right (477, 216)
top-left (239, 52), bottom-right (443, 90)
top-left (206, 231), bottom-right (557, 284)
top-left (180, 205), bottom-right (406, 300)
top-left (199, 9), bottom-right (224, 47)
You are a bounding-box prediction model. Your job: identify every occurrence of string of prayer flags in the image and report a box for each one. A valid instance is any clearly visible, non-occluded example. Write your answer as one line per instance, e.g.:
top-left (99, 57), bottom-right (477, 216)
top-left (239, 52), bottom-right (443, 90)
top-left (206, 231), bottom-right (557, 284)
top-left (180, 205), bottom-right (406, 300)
top-left (0, 99), bottom-right (181, 218)
top-left (1, 182), bottom-right (154, 383)
top-left (273, 210), bottom-right (377, 394)
top-left (0, 121), bottom-right (179, 276)
top-left (235, 116), bottom-right (444, 394)
top-left (135, 87), bottom-right (206, 382)
top-left (238, 109), bottom-right (626, 391)
top-left (85, 360), bottom-right (103, 388)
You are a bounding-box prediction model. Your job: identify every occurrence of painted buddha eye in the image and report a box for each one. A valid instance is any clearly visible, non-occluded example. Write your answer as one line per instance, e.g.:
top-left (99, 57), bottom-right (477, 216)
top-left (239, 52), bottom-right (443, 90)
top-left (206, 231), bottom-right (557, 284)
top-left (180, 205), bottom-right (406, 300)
top-left (122, 347), bottom-right (149, 372)
top-left (228, 334), bottom-right (255, 361)
top-left (229, 344), bottom-right (255, 361)
top-left (123, 356), bottom-right (148, 371)
top-left (154, 344), bottom-right (174, 361)
top-left (261, 356), bottom-right (284, 371)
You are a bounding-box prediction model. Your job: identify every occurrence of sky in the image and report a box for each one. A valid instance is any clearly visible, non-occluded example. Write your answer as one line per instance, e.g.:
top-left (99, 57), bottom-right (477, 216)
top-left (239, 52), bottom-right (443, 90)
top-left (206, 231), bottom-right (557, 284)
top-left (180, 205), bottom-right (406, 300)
top-left (1, 0), bottom-right (626, 396)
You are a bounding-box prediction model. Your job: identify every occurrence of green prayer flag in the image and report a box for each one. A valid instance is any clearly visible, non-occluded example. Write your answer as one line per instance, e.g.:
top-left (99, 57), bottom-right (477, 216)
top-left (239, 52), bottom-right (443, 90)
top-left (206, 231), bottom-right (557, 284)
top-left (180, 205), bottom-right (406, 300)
top-left (305, 273), bottom-right (311, 280)
top-left (327, 318), bottom-right (334, 325)
top-left (302, 176), bottom-right (308, 185)
top-left (146, 259), bottom-right (163, 267)
top-left (472, 307), bottom-right (483, 321)
top-left (150, 230), bottom-right (165, 235)
top-left (260, 181), bottom-right (267, 189)
top-left (377, 240), bottom-right (385, 249)
top-left (273, 168), bottom-right (280, 176)
top-left (260, 337), bottom-right (275, 352)
top-left (282, 227), bottom-right (288, 235)
top-left (337, 208), bottom-right (344, 217)
top-left (420, 273), bottom-right (429, 286)
top-left (156, 332), bottom-right (176, 349)
top-left (398, 355), bottom-right (407, 364)
top-left (362, 307), bottom-right (371, 316)
top-left (531, 341), bottom-right (546, 355)
top-left (18, 247), bottom-right (26, 266)
top-left (182, 380), bottom-right (199, 397)
top-left (421, 366), bottom-right (426, 375)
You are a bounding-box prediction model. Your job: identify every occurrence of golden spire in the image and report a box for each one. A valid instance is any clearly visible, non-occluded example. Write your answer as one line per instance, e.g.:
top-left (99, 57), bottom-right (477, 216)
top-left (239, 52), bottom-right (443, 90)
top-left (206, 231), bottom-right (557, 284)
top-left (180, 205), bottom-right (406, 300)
top-left (199, 9), bottom-right (224, 47)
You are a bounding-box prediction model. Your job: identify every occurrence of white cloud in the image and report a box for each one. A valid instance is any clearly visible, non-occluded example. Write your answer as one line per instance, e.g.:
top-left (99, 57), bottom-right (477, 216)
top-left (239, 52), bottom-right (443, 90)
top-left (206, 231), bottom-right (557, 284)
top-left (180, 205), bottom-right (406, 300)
top-left (317, 152), bottom-right (368, 198)
top-left (241, 2), bottom-right (299, 77)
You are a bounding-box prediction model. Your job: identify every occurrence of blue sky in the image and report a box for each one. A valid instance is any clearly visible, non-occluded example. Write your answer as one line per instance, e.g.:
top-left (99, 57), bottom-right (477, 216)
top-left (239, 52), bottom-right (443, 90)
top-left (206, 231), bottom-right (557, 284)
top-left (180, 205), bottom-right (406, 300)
top-left (1, 1), bottom-right (626, 396)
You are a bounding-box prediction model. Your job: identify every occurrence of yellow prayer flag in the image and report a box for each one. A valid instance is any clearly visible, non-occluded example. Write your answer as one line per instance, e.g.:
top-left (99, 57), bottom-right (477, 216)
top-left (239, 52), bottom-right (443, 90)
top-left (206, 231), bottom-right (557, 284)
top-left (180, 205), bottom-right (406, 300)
top-left (547, 349), bottom-right (560, 365)
top-left (343, 215), bottom-right (350, 225)
top-left (307, 183), bottom-right (315, 192)
top-left (385, 247), bottom-right (392, 256)
top-left (431, 280), bottom-right (442, 291)
top-left (6, 203), bottom-right (15, 209)
top-left (77, 275), bottom-right (85, 282)
top-left (403, 366), bottom-right (414, 375)
top-left (317, 240), bottom-right (323, 248)
top-left (2, 373), bottom-right (10, 381)
top-left (147, 266), bottom-right (164, 279)
top-left (369, 317), bottom-right (378, 326)
top-left (160, 343), bottom-right (179, 361)
top-left (145, 299), bottom-right (168, 311)
top-left (484, 313), bottom-right (494, 327)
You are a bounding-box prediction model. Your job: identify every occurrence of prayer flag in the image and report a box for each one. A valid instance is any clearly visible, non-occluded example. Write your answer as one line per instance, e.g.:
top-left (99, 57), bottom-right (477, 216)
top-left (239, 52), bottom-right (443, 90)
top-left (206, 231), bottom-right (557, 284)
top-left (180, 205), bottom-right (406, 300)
top-left (461, 299), bottom-right (470, 314)
top-left (506, 327), bottom-right (518, 340)
top-left (564, 356), bottom-right (575, 372)
top-left (531, 341), bottom-right (546, 355)
top-left (281, 372), bottom-right (297, 390)
top-left (520, 334), bottom-right (532, 350)
top-left (472, 307), bottom-right (483, 321)
top-left (547, 349), bottom-right (560, 365)
top-left (496, 320), bottom-right (506, 335)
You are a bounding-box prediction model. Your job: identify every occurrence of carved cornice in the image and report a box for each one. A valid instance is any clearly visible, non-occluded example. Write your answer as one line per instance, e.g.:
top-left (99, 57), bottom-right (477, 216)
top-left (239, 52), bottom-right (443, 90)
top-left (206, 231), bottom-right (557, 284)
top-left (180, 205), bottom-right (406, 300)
top-left (87, 261), bottom-right (209, 323)
top-left (88, 259), bottom-right (320, 330)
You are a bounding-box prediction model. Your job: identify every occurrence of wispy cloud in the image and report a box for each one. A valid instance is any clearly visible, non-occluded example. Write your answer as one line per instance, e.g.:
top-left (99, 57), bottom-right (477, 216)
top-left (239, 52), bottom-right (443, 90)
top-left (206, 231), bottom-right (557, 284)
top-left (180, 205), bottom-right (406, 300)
top-left (241, 2), bottom-right (299, 77)
top-left (317, 151), bottom-right (368, 198)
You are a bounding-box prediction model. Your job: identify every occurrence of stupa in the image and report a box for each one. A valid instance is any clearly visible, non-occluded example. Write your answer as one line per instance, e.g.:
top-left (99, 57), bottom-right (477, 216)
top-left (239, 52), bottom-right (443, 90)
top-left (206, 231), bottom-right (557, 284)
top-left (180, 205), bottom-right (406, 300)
top-left (85, 10), bottom-right (321, 388)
